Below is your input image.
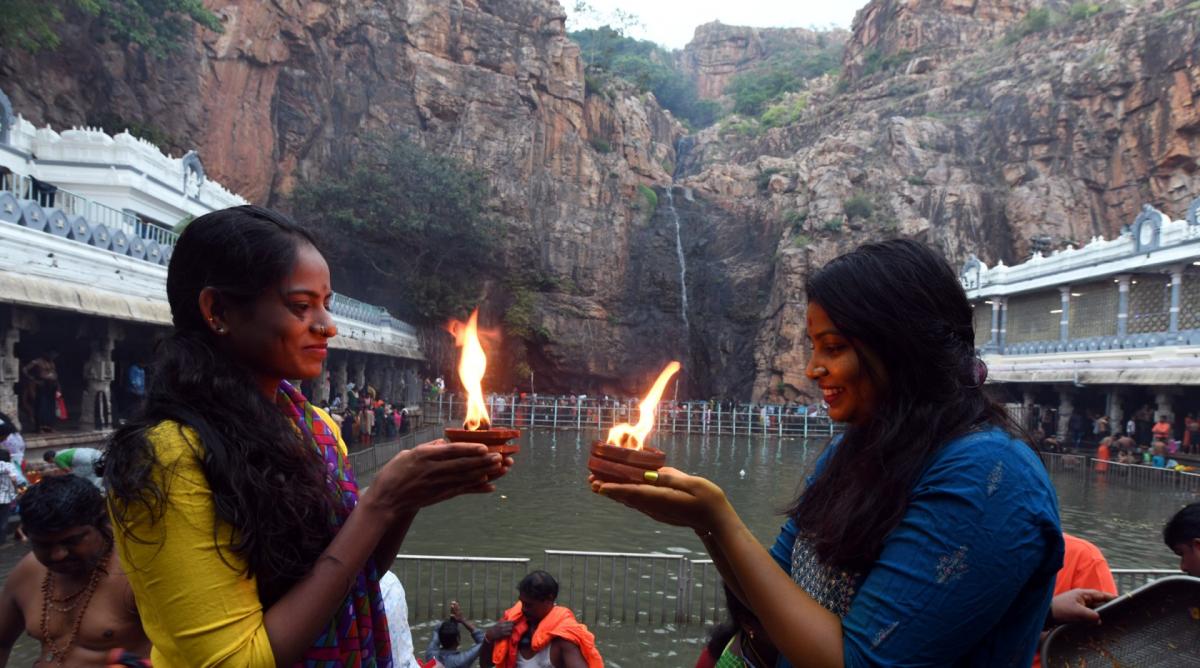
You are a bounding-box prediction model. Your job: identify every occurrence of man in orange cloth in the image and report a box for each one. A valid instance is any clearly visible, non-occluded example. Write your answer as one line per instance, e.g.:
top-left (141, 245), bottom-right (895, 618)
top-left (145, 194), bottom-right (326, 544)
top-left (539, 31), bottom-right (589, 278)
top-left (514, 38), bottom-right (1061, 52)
top-left (484, 571), bottom-right (603, 668)
top-left (1032, 533), bottom-right (1118, 668)
top-left (1094, 436), bottom-right (1111, 473)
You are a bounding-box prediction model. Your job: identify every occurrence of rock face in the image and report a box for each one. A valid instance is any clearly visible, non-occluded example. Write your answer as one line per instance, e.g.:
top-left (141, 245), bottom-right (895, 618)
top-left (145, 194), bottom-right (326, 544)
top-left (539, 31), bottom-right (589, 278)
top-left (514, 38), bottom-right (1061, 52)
top-left (676, 22), bottom-right (849, 101)
top-left (0, 0), bottom-right (700, 396)
top-left (842, 0), bottom-right (1063, 78)
top-left (678, 0), bottom-right (1200, 400)
top-left (4, 0), bottom-right (1200, 402)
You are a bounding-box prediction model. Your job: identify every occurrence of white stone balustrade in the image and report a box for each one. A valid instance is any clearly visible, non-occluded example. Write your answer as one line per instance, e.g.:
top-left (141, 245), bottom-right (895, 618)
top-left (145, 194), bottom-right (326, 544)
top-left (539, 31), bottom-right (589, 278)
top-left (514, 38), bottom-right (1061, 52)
top-left (1, 116), bottom-right (245, 226)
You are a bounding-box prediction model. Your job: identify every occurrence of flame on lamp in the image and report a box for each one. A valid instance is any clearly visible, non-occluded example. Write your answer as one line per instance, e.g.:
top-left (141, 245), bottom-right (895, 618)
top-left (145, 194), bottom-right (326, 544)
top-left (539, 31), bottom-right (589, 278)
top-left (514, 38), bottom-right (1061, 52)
top-left (447, 309), bottom-right (491, 431)
top-left (606, 361), bottom-right (681, 450)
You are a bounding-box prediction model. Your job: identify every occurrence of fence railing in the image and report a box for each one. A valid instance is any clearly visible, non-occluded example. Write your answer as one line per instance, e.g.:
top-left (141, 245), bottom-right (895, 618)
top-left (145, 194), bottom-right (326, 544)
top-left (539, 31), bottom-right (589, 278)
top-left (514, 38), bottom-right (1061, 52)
top-left (1110, 569), bottom-right (1181, 594)
top-left (1039, 451), bottom-right (1200, 492)
top-left (393, 551), bottom-right (1181, 625)
top-left (345, 424), bottom-right (442, 480)
top-left (426, 395), bottom-right (841, 438)
top-left (2, 171), bottom-right (180, 249)
top-left (394, 555), bottom-right (531, 622)
top-left (394, 549), bottom-right (726, 626)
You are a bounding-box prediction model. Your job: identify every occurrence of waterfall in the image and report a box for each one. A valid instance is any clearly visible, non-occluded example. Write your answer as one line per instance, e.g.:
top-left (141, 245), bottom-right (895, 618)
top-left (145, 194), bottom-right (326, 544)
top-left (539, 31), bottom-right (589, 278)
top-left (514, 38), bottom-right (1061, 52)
top-left (665, 185), bottom-right (690, 330)
top-left (668, 136), bottom-right (694, 331)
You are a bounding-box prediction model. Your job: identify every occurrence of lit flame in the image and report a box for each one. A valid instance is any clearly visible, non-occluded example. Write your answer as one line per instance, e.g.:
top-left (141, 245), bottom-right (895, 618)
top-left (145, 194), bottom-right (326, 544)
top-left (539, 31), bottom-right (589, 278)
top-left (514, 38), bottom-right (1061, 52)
top-left (606, 361), bottom-right (681, 450)
top-left (447, 309), bottom-right (491, 431)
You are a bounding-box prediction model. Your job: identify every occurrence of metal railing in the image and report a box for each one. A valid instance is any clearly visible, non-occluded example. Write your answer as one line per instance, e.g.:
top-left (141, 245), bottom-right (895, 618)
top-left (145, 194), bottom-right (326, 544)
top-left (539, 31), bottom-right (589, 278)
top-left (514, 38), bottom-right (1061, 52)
top-left (390, 551), bottom-right (1181, 626)
top-left (394, 555), bottom-right (531, 622)
top-left (393, 549), bottom-right (726, 626)
top-left (329, 292), bottom-right (418, 335)
top-left (1096, 458), bottom-right (1200, 491)
top-left (345, 424), bottom-right (442, 479)
top-left (1, 171), bottom-right (180, 249)
top-left (427, 395), bottom-right (842, 438)
top-left (543, 551), bottom-right (725, 625)
top-left (1039, 451), bottom-right (1200, 492)
top-left (1110, 569), bottom-right (1182, 594)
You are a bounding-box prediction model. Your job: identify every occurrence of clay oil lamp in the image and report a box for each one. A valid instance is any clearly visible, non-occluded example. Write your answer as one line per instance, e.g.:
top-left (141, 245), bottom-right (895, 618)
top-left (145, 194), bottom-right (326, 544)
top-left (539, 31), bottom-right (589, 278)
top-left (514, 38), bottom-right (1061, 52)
top-left (587, 361), bottom-right (680, 484)
top-left (444, 309), bottom-right (520, 455)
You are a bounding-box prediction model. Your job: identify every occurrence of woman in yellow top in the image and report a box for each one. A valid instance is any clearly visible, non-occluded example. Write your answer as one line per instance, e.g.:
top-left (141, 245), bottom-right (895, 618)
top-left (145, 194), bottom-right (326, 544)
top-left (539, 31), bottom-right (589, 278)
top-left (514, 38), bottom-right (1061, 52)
top-left (104, 206), bottom-right (510, 667)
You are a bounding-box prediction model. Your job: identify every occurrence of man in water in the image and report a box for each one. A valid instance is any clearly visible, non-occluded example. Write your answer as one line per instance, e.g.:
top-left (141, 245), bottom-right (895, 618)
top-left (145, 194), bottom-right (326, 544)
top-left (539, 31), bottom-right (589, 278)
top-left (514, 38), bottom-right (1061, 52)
top-left (483, 571), bottom-right (602, 668)
top-left (426, 600), bottom-right (511, 668)
top-left (1164, 501), bottom-right (1200, 577)
top-left (0, 475), bottom-right (150, 665)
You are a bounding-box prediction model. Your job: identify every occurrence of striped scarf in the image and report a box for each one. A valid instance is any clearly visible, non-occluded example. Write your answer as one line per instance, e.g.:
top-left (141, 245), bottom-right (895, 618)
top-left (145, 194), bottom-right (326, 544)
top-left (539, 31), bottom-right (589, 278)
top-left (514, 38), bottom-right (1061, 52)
top-left (278, 380), bottom-right (393, 668)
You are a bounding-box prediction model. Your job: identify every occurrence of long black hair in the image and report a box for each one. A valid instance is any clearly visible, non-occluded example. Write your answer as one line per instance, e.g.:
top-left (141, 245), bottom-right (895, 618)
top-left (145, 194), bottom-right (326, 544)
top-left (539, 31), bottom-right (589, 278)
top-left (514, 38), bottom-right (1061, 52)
top-left (790, 239), bottom-right (1021, 573)
top-left (105, 205), bottom-right (336, 606)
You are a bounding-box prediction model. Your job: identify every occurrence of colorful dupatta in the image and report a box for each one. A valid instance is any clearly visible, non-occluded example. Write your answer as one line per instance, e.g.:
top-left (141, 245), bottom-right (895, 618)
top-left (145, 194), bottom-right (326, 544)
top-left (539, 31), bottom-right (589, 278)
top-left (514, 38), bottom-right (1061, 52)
top-left (278, 380), bottom-right (393, 668)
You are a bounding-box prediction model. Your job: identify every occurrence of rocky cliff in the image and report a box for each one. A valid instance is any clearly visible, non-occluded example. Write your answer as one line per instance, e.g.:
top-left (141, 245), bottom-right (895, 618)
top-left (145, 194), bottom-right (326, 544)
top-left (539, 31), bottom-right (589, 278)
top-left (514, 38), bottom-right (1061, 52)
top-left (842, 0), bottom-right (1065, 77)
top-left (676, 22), bottom-right (849, 102)
top-left (4, 0), bottom-right (1200, 402)
top-left (678, 0), bottom-right (1200, 400)
top-left (0, 0), bottom-right (707, 396)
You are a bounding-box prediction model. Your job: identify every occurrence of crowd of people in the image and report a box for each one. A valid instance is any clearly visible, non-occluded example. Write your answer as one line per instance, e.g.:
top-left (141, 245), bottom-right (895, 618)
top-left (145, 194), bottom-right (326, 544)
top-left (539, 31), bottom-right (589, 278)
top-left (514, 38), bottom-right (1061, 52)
top-left (0, 208), bottom-right (1197, 667)
top-left (323, 384), bottom-right (412, 447)
top-left (1032, 404), bottom-right (1200, 472)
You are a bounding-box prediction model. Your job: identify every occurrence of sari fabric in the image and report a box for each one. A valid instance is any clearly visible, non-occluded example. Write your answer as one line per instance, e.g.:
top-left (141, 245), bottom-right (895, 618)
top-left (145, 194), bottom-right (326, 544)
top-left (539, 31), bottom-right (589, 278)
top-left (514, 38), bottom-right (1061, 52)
top-left (278, 380), bottom-right (393, 668)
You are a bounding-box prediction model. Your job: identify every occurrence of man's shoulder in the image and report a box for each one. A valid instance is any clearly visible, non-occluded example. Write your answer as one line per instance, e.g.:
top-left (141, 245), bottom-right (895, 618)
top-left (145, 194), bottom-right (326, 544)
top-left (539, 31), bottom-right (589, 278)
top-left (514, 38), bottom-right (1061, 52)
top-left (5, 553), bottom-right (45, 601)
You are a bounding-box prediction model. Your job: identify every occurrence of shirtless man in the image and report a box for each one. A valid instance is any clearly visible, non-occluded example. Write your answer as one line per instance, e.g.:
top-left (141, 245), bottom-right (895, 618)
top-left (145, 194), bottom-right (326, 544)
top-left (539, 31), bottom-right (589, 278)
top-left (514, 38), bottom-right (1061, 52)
top-left (0, 475), bottom-right (150, 666)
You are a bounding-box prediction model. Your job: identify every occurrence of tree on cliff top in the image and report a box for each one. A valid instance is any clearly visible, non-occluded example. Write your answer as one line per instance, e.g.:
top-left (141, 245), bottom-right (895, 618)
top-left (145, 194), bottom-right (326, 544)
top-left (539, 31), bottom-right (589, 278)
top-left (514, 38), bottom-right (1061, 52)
top-left (290, 135), bottom-right (497, 325)
top-left (0, 0), bottom-right (221, 55)
top-left (570, 26), bottom-right (720, 128)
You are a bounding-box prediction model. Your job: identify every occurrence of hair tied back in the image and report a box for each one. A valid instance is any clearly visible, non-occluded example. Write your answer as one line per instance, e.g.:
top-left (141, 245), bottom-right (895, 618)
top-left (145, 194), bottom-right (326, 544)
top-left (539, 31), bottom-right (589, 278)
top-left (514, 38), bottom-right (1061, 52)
top-left (965, 357), bottom-right (988, 389)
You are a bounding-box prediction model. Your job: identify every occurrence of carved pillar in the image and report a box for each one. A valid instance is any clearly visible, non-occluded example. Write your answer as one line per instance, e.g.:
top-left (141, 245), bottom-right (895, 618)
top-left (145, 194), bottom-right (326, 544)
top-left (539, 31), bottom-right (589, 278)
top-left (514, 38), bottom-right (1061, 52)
top-left (1058, 286), bottom-right (1070, 343)
top-left (1021, 387), bottom-right (1036, 433)
top-left (332, 355), bottom-right (348, 406)
top-left (390, 364), bottom-right (403, 404)
top-left (988, 298), bottom-right (1001, 348)
top-left (366, 357), bottom-right (384, 400)
top-left (380, 361), bottom-right (395, 403)
top-left (311, 362), bottom-right (330, 405)
top-left (0, 318), bottom-right (19, 428)
top-left (351, 355), bottom-right (366, 395)
top-left (3, 308), bottom-right (37, 430)
top-left (1117, 274), bottom-right (1131, 338)
top-left (1107, 388), bottom-right (1123, 433)
top-left (1169, 265), bottom-right (1184, 334)
top-left (405, 365), bottom-right (420, 408)
top-left (79, 322), bottom-right (118, 431)
top-left (1057, 388), bottom-right (1074, 441)
top-left (997, 297), bottom-right (1009, 351)
top-left (1155, 389), bottom-right (1175, 426)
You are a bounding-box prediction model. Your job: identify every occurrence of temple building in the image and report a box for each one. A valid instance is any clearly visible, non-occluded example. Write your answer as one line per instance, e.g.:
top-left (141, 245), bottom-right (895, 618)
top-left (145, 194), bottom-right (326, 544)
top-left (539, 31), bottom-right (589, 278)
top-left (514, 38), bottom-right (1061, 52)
top-left (0, 89), bottom-right (423, 451)
top-left (963, 200), bottom-right (1200, 439)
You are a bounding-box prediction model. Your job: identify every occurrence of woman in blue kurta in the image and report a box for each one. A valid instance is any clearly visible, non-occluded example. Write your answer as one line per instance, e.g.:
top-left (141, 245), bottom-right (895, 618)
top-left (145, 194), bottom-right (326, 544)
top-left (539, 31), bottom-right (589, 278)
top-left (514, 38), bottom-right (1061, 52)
top-left (593, 239), bottom-right (1063, 667)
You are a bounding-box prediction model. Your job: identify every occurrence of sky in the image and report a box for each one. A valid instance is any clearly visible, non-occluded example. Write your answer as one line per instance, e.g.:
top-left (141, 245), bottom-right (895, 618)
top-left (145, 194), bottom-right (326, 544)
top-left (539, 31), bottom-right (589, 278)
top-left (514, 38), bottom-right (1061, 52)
top-left (563, 0), bottom-right (868, 50)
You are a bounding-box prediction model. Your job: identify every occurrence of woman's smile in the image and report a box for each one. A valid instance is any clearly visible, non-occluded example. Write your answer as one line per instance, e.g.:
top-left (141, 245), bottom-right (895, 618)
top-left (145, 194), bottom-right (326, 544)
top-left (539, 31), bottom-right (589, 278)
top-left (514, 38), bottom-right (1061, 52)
top-left (820, 386), bottom-right (845, 405)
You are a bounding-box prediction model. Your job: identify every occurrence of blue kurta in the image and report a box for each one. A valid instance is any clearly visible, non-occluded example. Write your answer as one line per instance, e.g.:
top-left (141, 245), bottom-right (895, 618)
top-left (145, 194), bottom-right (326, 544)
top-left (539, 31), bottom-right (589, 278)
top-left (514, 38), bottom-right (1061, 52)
top-left (768, 427), bottom-right (1063, 667)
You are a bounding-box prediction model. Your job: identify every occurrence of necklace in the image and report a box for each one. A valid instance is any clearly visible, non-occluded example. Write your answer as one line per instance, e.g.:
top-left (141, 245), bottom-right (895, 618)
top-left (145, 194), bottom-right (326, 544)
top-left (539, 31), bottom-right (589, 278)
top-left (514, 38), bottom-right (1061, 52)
top-left (739, 630), bottom-right (771, 668)
top-left (39, 550), bottom-right (109, 666)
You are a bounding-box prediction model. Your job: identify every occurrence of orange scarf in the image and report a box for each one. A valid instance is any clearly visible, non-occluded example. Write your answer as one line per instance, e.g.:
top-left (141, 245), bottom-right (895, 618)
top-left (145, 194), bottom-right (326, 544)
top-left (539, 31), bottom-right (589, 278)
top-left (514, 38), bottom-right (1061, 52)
top-left (490, 603), bottom-right (603, 668)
